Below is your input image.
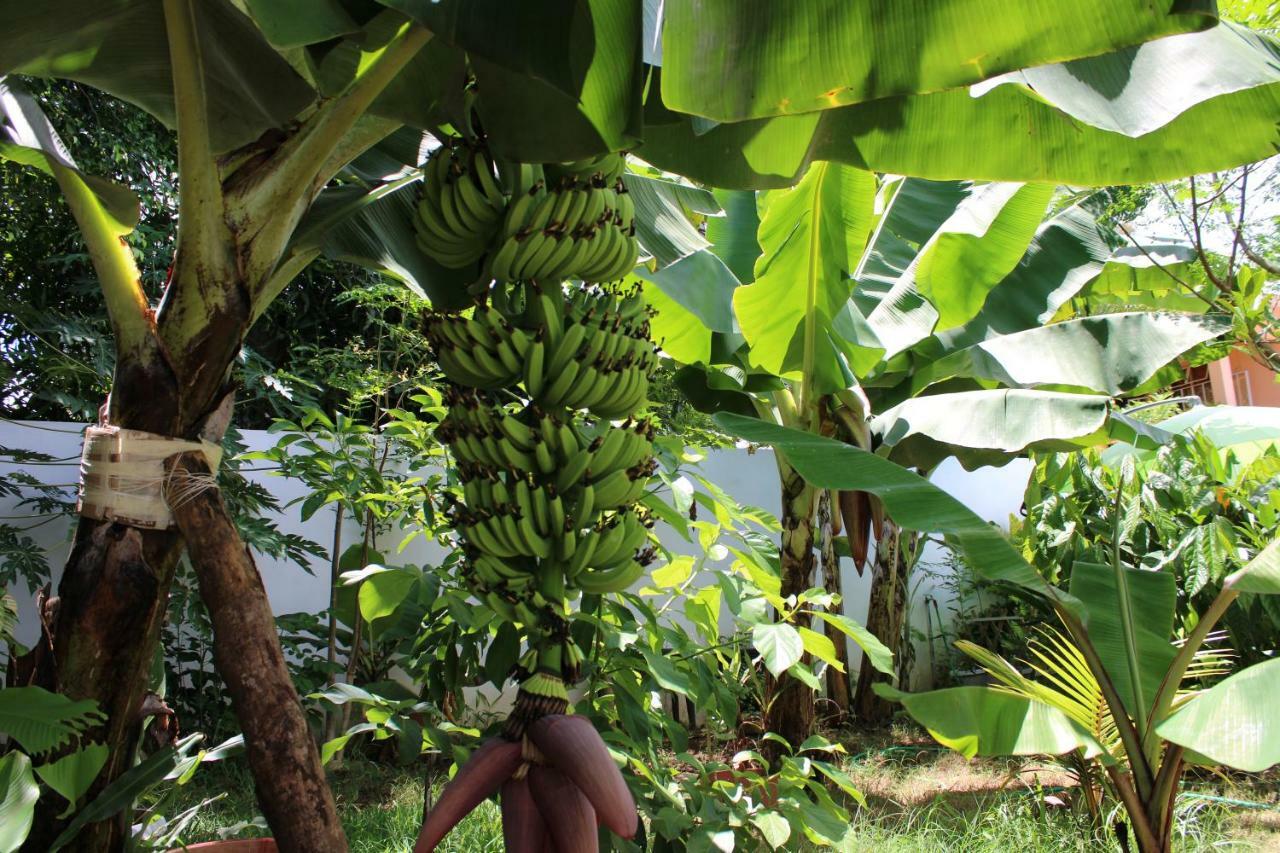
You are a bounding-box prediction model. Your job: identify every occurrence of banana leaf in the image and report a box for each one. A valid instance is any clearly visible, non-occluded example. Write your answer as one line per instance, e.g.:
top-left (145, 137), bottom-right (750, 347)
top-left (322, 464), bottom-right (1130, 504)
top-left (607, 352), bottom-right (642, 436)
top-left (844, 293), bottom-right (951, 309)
top-left (1156, 658), bottom-right (1280, 772)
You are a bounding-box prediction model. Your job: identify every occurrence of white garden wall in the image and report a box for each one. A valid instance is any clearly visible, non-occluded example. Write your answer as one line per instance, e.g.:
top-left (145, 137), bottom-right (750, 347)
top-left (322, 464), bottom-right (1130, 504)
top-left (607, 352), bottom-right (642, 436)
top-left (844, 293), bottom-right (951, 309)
top-left (0, 419), bottom-right (1030, 693)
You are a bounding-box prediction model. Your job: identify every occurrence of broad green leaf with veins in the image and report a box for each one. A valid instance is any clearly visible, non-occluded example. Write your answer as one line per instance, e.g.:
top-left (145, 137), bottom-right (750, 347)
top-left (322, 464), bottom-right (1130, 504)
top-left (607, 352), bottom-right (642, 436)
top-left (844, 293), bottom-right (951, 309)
top-left (638, 25), bottom-right (1280, 190)
top-left (1157, 658), bottom-right (1280, 772)
top-left (867, 183), bottom-right (1053, 356)
top-left (659, 0), bottom-right (1216, 121)
top-left (733, 163), bottom-right (876, 392)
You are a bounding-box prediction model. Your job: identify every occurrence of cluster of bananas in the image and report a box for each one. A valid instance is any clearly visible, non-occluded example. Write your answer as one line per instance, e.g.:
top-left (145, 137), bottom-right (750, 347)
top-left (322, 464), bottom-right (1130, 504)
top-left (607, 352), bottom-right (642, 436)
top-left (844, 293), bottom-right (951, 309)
top-left (414, 141), bottom-right (507, 268)
top-left (412, 139), bottom-right (639, 283)
top-left (425, 285), bottom-right (655, 418)
top-left (487, 162), bottom-right (638, 283)
top-left (429, 283), bottom-right (658, 685)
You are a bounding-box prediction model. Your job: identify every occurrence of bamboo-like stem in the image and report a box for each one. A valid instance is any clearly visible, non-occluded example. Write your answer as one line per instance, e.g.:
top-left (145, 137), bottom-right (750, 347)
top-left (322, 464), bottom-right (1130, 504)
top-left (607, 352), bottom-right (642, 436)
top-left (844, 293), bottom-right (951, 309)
top-left (1109, 477), bottom-right (1150, 749)
top-left (324, 501), bottom-right (346, 745)
top-left (1149, 743), bottom-right (1185, 849)
top-left (773, 387), bottom-right (801, 429)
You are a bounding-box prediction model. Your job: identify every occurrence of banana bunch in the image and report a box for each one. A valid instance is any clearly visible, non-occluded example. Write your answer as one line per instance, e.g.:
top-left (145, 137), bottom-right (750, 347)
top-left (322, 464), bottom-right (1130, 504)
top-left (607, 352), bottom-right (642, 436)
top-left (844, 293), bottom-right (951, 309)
top-left (438, 390), bottom-right (657, 606)
top-left (523, 284), bottom-right (654, 417)
top-left (414, 140), bottom-right (508, 268)
top-left (487, 155), bottom-right (638, 283)
top-left (423, 305), bottom-right (530, 390)
top-left (419, 149), bottom-right (653, 853)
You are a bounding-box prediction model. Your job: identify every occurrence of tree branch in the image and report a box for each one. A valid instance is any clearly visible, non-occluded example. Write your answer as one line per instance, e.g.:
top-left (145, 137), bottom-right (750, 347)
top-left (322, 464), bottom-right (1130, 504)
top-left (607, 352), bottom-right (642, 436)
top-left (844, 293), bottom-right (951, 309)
top-left (1224, 166), bottom-right (1248, 280)
top-left (1189, 177), bottom-right (1226, 290)
top-left (1113, 221), bottom-right (1216, 309)
top-left (1234, 228), bottom-right (1280, 275)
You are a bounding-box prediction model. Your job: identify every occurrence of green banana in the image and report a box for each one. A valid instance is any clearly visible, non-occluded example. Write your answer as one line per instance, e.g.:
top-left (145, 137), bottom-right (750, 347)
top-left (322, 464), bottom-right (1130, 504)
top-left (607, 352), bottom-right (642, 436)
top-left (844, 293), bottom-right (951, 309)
top-left (575, 559), bottom-right (646, 595)
top-left (538, 359), bottom-right (580, 408)
top-left (554, 449), bottom-right (591, 494)
top-left (523, 338), bottom-right (546, 397)
top-left (546, 320), bottom-right (588, 378)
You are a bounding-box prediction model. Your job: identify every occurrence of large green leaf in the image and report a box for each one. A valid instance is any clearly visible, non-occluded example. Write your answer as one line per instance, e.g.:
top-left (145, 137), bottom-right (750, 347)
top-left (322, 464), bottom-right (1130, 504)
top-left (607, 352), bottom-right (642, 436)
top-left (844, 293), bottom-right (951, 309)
top-left (242, 0), bottom-right (359, 49)
top-left (670, 365), bottom-right (758, 418)
top-left (643, 282), bottom-right (713, 365)
top-left (753, 622), bottom-right (804, 677)
top-left (0, 687), bottom-right (103, 756)
top-left (876, 684), bottom-right (1100, 760)
top-left (390, 0), bottom-right (646, 161)
top-left (906, 312), bottom-right (1229, 399)
top-left (1069, 561), bottom-right (1178, 720)
top-left (866, 183), bottom-right (1053, 356)
top-left (1226, 538), bottom-right (1280, 595)
top-left (0, 0), bottom-right (315, 154)
top-left (705, 189), bottom-right (761, 284)
top-left (811, 611), bottom-right (893, 676)
top-left (377, 0), bottom-right (639, 100)
top-left (34, 743), bottom-right (108, 811)
top-left (0, 78), bottom-right (139, 233)
top-left (733, 163), bottom-right (877, 391)
top-left (714, 414), bottom-right (1067, 605)
top-left (294, 180), bottom-right (474, 310)
top-left (659, 0), bottom-right (1216, 121)
top-left (1077, 244), bottom-right (1210, 314)
top-left (0, 752), bottom-right (37, 853)
top-left (914, 206), bottom-right (1111, 363)
top-left (356, 566), bottom-right (419, 625)
top-left (637, 26), bottom-right (1280, 189)
top-left (635, 249), bottom-right (739, 334)
top-left (854, 178), bottom-right (972, 308)
top-left (974, 23), bottom-right (1280, 138)
top-left (316, 12), bottom-right (465, 129)
top-left (872, 390), bottom-right (1113, 470)
top-left (623, 172), bottom-right (720, 269)
top-left (1156, 658), bottom-right (1280, 772)
top-left (914, 184), bottom-right (1054, 330)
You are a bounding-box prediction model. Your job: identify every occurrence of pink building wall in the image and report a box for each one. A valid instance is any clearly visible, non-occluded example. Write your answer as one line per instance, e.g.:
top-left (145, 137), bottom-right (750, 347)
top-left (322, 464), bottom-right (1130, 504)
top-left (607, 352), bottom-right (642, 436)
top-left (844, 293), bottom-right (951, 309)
top-left (1205, 346), bottom-right (1280, 407)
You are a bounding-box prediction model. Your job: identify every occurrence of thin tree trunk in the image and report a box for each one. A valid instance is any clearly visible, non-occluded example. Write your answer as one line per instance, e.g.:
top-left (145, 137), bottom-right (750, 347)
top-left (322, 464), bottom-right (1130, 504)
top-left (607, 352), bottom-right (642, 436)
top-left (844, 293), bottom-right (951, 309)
top-left (166, 451), bottom-right (347, 852)
top-left (324, 502), bottom-right (345, 747)
top-left (336, 509), bottom-right (375, 754)
top-left (818, 492), bottom-right (850, 720)
top-left (853, 521), bottom-right (910, 724)
top-left (763, 460), bottom-right (819, 752)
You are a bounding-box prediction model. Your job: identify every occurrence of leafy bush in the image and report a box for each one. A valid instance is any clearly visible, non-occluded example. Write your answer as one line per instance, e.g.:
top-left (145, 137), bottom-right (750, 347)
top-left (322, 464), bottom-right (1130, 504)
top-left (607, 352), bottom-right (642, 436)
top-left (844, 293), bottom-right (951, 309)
top-left (1019, 431), bottom-right (1280, 662)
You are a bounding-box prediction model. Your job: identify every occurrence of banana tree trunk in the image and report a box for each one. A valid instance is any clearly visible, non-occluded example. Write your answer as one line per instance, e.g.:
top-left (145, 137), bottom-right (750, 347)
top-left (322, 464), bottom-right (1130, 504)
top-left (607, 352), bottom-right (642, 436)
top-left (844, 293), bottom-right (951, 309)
top-left (165, 451), bottom-right (346, 852)
top-left (818, 491), bottom-right (850, 719)
top-left (763, 459), bottom-right (819, 750)
top-left (852, 521), bottom-right (909, 724)
top-left (22, 344), bottom-right (223, 850)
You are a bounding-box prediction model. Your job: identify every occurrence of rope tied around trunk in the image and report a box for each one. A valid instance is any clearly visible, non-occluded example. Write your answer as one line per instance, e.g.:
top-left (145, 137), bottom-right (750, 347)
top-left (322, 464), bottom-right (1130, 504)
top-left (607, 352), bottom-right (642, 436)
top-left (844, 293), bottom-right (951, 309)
top-left (76, 425), bottom-right (223, 529)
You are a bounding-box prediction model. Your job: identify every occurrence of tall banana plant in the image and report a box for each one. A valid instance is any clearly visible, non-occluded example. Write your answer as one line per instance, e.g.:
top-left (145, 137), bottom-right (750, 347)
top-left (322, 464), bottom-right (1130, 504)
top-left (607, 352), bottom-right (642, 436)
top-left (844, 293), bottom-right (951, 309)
top-left (645, 168), bottom-right (1227, 741)
top-left (710, 417), bottom-right (1280, 853)
top-left (4, 2), bottom-right (1280, 849)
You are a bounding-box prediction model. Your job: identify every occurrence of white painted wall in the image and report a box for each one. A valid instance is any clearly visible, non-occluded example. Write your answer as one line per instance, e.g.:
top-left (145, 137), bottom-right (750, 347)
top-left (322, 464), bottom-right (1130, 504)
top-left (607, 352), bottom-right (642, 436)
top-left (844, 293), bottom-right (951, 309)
top-left (0, 420), bottom-right (1030, 694)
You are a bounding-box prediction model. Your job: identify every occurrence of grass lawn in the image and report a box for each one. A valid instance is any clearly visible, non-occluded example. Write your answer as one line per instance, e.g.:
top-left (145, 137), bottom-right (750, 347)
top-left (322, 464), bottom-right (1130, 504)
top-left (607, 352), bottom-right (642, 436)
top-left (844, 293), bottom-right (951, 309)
top-left (159, 728), bottom-right (1280, 852)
